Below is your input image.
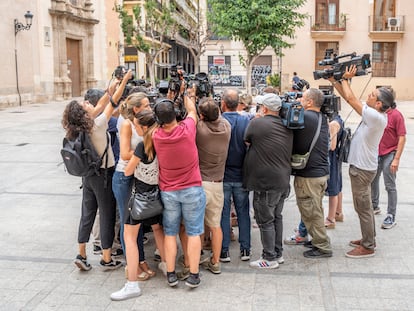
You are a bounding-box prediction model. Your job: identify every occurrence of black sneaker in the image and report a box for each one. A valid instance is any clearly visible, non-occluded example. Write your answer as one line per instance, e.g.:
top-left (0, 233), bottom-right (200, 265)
top-left (219, 250), bottom-right (231, 263)
top-left (167, 272), bottom-right (178, 287)
top-left (111, 248), bottom-right (124, 258)
top-left (240, 249), bottom-right (251, 261)
top-left (93, 244), bottom-right (102, 255)
top-left (99, 259), bottom-right (122, 271)
top-left (185, 273), bottom-right (201, 288)
top-left (304, 240), bottom-right (313, 248)
top-left (74, 255), bottom-right (92, 271)
top-left (303, 248), bottom-right (333, 259)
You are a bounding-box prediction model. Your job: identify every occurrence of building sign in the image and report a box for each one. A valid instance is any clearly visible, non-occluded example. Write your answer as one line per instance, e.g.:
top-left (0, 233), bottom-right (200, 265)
top-left (124, 55), bottom-right (138, 62)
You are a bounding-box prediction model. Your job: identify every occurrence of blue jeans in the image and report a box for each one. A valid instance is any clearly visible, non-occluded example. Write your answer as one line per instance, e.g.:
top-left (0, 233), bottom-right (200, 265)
top-left (298, 219), bottom-right (308, 238)
top-left (221, 182), bottom-right (251, 252)
top-left (162, 186), bottom-right (206, 236)
top-left (112, 171), bottom-right (145, 261)
top-left (371, 151), bottom-right (397, 216)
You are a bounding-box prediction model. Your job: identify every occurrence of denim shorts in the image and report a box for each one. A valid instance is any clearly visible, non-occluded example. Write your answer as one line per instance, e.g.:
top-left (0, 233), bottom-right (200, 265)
top-left (161, 186), bottom-right (206, 236)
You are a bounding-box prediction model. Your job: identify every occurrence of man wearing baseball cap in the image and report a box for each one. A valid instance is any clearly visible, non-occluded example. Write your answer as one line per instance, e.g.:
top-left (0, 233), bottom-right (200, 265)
top-left (243, 93), bottom-right (294, 269)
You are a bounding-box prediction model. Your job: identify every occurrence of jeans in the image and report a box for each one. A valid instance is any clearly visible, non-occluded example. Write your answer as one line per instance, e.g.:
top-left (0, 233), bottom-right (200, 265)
top-left (371, 151), bottom-right (397, 217)
top-left (298, 219), bottom-right (308, 238)
top-left (162, 186), bottom-right (206, 236)
top-left (350, 165), bottom-right (377, 250)
top-left (221, 182), bottom-right (251, 252)
top-left (112, 171), bottom-right (145, 261)
top-left (253, 190), bottom-right (288, 261)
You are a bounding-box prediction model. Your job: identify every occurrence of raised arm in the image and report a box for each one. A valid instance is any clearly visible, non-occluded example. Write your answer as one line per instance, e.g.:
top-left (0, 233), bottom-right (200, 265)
top-left (331, 65), bottom-right (363, 116)
top-left (184, 84), bottom-right (198, 124)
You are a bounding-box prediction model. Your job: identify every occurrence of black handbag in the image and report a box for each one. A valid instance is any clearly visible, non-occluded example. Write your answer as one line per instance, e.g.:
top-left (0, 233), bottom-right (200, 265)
top-left (128, 184), bottom-right (163, 221)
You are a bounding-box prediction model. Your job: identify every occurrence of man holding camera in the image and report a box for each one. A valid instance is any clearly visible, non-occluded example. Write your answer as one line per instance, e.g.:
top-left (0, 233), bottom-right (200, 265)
top-left (153, 85), bottom-right (206, 288)
top-left (292, 88), bottom-right (332, 258)
top-left (329, 65), bottom-right (390, 258)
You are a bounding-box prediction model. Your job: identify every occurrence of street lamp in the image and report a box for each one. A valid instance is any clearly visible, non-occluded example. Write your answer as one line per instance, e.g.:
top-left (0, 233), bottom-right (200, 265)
top-left (14, 11), bottom-right (34, 107)
top-left (15, 11), bottom-right (33, 35)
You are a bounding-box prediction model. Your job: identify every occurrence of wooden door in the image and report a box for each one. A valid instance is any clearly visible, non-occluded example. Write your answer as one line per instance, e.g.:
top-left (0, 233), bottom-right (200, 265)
top-left (66, 38), bottom-right (81, 97)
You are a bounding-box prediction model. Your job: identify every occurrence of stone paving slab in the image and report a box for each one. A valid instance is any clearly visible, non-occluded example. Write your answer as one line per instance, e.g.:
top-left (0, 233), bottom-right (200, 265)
top-left (0, 100), bottom-right (413, 310)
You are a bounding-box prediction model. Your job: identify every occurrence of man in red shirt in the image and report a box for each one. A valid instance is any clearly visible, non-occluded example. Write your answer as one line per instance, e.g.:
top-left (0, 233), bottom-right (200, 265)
top-left (153, 88), bottom-right (206, 289)
top-left (371, 96), bottom-right (406, 229)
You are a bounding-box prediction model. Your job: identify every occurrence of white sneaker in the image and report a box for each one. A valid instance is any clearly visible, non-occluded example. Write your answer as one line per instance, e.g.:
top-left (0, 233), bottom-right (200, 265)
top-left (249, 258), bottom-right (279, 269)
top-left (158, 262), bottom-right (167, 276)
top-left (276, 256), bottom-right (285, 264)
top-left (110, 282), bottom-right (141, 301)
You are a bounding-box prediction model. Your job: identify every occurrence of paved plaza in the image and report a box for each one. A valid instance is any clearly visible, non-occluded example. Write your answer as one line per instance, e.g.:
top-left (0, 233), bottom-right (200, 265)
top-left (0, 99), bottom-right (413, 311)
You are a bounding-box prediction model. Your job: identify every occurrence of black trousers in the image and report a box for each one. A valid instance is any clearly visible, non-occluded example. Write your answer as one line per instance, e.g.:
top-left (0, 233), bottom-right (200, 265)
top-left (78, 168), bottom-right (116, 250)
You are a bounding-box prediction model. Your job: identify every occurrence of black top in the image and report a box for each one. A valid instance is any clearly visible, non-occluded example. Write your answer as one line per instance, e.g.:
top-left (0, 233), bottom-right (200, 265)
top-left (243, 115), bottom-right (293, 191)
top-left (292, 110), bottom-right (329, 178)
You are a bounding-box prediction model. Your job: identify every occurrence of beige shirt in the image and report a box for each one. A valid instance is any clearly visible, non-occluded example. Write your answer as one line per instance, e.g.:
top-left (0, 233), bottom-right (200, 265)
top-left (91, 113), bottom-right (115, 168)
top-left (196, 117), bottom-right (231, 181)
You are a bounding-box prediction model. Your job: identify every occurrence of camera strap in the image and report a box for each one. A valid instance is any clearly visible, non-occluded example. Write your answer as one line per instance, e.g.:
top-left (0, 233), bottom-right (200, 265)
top-left (308, 113), bottom-right (322, 154)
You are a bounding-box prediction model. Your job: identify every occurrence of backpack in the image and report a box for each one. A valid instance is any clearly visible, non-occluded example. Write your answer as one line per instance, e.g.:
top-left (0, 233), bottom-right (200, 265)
top-left (337, 127), bottom-right (352, 163)
top-left (61, 131), bottom-right (109, 177)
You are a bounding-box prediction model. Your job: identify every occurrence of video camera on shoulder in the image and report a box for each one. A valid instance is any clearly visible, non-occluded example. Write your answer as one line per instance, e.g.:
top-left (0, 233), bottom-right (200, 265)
top-left (279, 92), bottom-right (305, 129)
top-left (313, 49), bottom-right (371, 81)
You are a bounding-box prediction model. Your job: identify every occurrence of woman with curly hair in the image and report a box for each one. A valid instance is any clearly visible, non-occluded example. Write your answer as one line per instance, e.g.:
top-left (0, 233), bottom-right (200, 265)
top-left (111, 110), bottom-right (164, 301)
top-left (62, 70), bottom-right (133, 271)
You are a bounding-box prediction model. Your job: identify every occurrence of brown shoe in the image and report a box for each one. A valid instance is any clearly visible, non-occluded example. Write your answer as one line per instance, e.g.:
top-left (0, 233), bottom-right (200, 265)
top-left (345, 245), bottom-right (375, 258)
top-left (335, 213), bottom-right (344, 222)
top-left (349, 239), bottom-right (376, 249)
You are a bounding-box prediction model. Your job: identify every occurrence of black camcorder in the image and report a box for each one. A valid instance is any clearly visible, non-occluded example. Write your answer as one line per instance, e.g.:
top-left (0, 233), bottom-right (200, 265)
top-left (168, 64), bottom-right (184, 93)
top-left (187, 72), bottom-right (214, 99)
top-left (313, 49), bottom-right (371, 81)
top-left (319, 86), bottom-right (341, 120)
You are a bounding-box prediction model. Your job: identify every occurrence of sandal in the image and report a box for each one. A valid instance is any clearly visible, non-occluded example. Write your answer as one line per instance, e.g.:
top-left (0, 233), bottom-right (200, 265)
top-left (139, 261), bottom-right (156, 278)
top-left (335, 212), bottom-right (344, 222)
top-left (124, 265), bottom-right (150, 281)
top-left (324, 217), bottom-right (336, 229)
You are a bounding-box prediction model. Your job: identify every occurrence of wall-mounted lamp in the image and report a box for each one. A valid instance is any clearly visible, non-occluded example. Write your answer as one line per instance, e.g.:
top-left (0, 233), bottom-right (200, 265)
top-left (15, 11), bottom-right (34, 35)
top-left (219, 44), bottom-right (224, 55)
top-left (14, 11), bottom-right (34, 107)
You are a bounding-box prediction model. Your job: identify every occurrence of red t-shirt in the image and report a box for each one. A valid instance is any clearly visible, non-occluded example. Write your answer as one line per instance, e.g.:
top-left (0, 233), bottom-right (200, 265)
top-left (153, 118), bottom-right (202, 191)
top-left (378, 108), bottom-right (406, 156)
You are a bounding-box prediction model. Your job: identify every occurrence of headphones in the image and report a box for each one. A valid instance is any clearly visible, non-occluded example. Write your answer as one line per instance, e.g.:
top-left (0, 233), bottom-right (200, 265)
top-left (153, 98), bottom-right (176, 125)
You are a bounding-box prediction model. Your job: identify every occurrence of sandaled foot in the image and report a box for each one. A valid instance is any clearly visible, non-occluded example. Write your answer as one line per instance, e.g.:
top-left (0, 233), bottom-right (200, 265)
top-left (139, 261), bottom-right (156, 278)
top-left (335, 212), bottom-right (344, 222)
top-left (324, 217), bottom-right (336, 229)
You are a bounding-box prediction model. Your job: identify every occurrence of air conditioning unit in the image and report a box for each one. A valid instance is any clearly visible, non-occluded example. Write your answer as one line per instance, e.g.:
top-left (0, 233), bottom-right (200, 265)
top-left (388, 17), bottom-right (401, 29)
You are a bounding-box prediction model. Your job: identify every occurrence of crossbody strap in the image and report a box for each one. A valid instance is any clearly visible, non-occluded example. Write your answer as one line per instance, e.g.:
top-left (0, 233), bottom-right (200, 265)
top-left (308, 113), bottom-right (322, 154)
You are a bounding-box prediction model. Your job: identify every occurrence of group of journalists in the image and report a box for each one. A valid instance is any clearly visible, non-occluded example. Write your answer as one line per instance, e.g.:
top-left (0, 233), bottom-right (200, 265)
top-left (61, 61), bottom-right (406, 301)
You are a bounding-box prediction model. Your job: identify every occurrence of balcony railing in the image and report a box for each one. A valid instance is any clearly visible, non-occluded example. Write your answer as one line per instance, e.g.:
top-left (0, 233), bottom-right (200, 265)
top-left (310, 14), bottom-right (347, 31)
top-left (369, 15), bottom-right (405, 32)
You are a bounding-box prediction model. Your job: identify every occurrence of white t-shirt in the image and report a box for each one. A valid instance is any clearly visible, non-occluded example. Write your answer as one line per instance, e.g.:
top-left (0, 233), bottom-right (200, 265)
top-left (348, 104), bottom-right (387, 171)
top-left (91, 113), bottom-right (115, 169)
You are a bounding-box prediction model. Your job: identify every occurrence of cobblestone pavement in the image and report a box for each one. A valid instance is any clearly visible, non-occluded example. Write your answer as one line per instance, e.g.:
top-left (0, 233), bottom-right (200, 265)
top-left (0, 100), bottom-right (413, 311)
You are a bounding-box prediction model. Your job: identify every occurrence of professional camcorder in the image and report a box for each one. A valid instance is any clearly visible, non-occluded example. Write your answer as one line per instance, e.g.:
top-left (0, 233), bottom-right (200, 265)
top-left (168, 64), bottom-right (184, 93)
top-left (279, 92), bottom-right (305, 129)
top-left (113, 66), bottom-right (138, 100)
top-left (187, 72), bottom-right (214, 99)
top-left (313, 49), bottom-right (371, 81)
top-left (319, 86), bottom-right (341, 120)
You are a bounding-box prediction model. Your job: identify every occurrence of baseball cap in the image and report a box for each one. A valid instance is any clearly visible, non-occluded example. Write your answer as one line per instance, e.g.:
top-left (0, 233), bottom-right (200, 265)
top-left (253, 95), bottom-right (265, 105)
top-left (261, 93), bottom-right (282, 111)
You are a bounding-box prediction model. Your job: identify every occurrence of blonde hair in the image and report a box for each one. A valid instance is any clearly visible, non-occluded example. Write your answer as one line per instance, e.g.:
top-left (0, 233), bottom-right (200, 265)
top-left (119, 92), bottom-right (148, 121)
